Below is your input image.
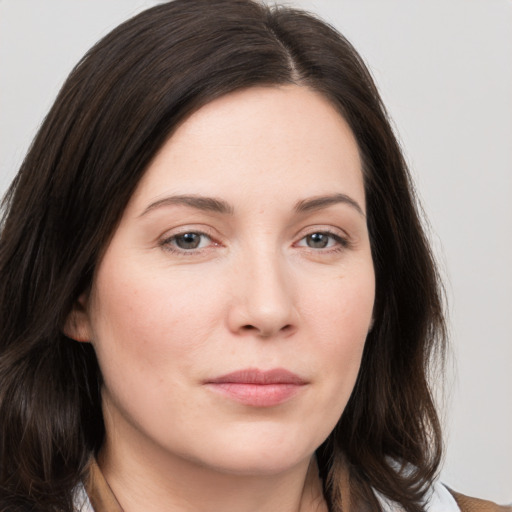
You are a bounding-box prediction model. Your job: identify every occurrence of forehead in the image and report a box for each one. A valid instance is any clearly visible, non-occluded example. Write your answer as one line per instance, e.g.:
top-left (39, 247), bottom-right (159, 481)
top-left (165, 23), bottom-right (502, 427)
top-left (128, 85), bottom-right (364, 213)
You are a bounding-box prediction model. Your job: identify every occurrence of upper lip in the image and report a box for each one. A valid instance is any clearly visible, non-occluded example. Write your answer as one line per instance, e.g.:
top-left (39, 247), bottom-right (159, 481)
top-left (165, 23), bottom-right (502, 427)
top-left (205, 368), bottom-right (307, 385)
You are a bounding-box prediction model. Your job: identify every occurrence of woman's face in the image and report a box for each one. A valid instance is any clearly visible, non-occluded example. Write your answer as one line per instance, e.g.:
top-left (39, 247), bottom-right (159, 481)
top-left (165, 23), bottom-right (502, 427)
top-left (74, 85), bottom-right (375, 476)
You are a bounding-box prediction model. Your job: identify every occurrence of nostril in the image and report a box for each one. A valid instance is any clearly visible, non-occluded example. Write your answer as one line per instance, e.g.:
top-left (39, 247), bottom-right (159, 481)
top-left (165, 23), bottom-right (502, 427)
top-left (239, 323), bottom-right (294, 337)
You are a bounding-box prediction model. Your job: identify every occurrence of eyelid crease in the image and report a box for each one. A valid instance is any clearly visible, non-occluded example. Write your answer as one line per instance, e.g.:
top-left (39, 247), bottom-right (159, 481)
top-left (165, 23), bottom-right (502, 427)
top-left (159, 229), bottom-right (220, 255)
top-left (156, 223), bottom-right (355, 257)
top-left (292, 222), bottom-right (353, 242)
top-left (295, 230), bottom-right (352, 250)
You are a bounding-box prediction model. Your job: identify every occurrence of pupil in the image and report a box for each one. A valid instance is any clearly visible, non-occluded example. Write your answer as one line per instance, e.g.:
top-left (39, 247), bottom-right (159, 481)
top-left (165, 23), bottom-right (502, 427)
top-left (176, 233), bottom-right (200, 249)
top-left (308, 233), bottom-right (328, 248)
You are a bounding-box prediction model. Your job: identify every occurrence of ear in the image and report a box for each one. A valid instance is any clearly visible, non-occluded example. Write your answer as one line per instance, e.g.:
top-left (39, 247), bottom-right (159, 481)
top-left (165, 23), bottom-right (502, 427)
top-left (63, 292), bottom-right (92, 343)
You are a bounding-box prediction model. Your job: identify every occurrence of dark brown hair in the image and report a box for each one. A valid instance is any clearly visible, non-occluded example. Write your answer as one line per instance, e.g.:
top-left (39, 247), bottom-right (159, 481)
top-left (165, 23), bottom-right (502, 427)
top-left (0, 1), bottom-right (446, 510)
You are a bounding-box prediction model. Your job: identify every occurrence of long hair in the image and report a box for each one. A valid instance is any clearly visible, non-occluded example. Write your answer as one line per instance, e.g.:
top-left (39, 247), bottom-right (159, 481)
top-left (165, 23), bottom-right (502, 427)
top-left (0, 1), bottom-right (446, 510)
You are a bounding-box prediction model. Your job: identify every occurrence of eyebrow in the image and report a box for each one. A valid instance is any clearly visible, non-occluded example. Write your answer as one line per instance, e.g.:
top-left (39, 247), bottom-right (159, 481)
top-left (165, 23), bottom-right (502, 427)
top-left (294, 193), bottom-right (365, 217)
top-left (140, 192), bottom-right (364, 218)
top-left (140, 194), bottom-right (234, 217)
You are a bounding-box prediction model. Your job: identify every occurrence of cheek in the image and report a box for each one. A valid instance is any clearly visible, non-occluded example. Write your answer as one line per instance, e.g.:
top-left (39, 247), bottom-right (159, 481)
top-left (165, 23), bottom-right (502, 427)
top-left (87, 258), bottom-right (224, 384)
top-left (90, 253), bottom-right (242, 394)
top-left (304, 261), bottom-right (374, 400)
top-left (305, 260), bottom-right (374, 342)
top-left (86, 259), bottom-right (230, 441)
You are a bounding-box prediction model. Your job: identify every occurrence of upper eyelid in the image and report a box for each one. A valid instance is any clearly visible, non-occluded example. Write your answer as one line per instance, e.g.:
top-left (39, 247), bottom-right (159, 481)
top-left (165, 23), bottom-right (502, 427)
top-left (159, 231), bottom-right (219, 255)
top-left (293, 224), bottom-right (351, 241)
top-left (159, 225), bottom-right (217, 240)
top-left (158, 227), bottom-right (216, 247)
top-left (295, 231), bottom-right (350, 248)
top-left (162, 231), bottom-right (213, 243)
top-left (158, 225), bottom-right (350, 240)
top-left (159, 232), bottom-right (348, 257)
top-left (157, 223), bottom-right (352, 246)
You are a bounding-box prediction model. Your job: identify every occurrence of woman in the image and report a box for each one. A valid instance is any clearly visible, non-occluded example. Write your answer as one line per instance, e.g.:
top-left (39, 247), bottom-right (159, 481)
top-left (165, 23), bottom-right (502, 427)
top-left (0, 1), bottom-right (508, 511)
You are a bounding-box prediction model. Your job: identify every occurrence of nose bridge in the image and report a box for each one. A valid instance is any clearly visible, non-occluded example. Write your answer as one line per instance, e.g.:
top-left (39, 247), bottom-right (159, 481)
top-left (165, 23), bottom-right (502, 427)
top-left (250, 245), bottom-right (289, 307)
top-left (230, 239), bottom-right (297, 337)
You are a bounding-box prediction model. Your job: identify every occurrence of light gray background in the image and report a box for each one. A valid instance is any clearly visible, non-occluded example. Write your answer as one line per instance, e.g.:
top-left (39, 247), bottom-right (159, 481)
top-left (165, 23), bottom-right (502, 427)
top-left (1, 0), bottom-right (510, 503)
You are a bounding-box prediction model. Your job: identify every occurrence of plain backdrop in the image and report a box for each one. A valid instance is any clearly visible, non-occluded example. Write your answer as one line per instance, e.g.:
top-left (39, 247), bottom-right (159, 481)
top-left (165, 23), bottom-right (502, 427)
top-left (1, 0), bottom-right (511, 503)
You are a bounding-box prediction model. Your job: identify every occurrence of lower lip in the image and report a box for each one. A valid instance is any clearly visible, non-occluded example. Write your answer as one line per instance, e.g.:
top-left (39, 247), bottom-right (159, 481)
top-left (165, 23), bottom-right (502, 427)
top-left (205, 383), bottom-right (304, 407)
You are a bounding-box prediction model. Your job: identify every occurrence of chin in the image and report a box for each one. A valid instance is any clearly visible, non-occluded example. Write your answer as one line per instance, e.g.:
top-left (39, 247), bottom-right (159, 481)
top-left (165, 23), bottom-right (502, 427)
top-left (188, 426), bottom-right (322, 476)
top-left (205, 452), bottom-right (309, 477)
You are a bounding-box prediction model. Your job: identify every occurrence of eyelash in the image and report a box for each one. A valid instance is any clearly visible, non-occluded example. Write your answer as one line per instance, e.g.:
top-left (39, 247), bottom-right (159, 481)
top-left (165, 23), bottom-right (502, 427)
top-left (294, 230), bottom-right (350, 253)
top-left (160, 230), bottom-right (217, 254)
top-left (159, 229), bottom-right (350, 255)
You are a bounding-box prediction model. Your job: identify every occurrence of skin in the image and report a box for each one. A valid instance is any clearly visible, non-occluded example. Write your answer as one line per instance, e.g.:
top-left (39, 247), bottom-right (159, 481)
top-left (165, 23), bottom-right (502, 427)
top-left (67, 85), bottom-right (375, 512)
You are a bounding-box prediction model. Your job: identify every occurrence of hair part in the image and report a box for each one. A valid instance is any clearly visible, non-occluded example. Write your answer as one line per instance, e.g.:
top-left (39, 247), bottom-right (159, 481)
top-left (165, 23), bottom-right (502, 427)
top-left (0, 1), bottom-right (446, 510)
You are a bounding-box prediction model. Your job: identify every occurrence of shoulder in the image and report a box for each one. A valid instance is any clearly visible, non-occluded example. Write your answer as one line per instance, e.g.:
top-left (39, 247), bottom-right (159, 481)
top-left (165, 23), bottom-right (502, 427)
top-left (447, 488), bottom-right (512, 512)
top-left (73, 482), bottom-right (95, 512)
top-left (375, 480), bottom-right (461, 511)
top-left (376, 480), bottom-right (511, 512)
top-left (427, 481), bottom-right (462, 511)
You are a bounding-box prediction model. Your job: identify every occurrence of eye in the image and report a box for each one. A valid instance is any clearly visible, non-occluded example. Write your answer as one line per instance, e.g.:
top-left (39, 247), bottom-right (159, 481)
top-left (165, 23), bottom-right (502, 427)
top-left (304, 232), bottom-right (332, 249)
top-left (296, 231), bottom-right (348, 250)
top-left (162, 232), bottom-right (213, 252)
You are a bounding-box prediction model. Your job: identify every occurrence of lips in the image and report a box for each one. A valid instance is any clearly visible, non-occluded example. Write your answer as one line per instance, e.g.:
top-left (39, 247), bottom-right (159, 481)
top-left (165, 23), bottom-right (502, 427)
top-left (204, 368), bottom-right (307, 407)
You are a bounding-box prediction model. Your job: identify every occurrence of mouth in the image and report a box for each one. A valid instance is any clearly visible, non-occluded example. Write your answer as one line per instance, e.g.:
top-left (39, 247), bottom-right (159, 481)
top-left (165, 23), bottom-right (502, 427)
top-left (204, 368), bottom-right (308, 407)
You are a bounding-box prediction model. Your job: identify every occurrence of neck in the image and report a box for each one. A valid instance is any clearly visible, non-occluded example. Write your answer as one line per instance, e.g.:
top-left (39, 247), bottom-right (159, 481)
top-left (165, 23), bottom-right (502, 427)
top-left (96, 439), bottom-right (327, 512)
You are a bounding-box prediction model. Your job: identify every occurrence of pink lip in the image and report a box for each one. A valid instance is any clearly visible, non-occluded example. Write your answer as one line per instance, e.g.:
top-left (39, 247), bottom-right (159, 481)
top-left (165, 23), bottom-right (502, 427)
top-left (204, 368), bottom-right (307, 407)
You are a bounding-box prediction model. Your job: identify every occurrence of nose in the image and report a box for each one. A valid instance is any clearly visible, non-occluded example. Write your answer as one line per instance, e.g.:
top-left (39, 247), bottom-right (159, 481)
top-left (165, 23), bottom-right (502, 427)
top-left (227, 249), bottom-right (298, 339)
